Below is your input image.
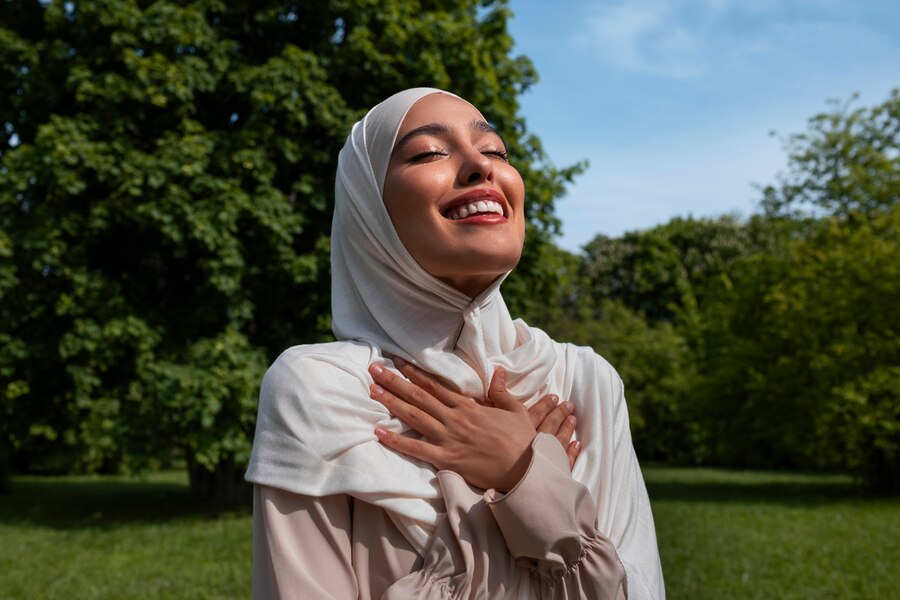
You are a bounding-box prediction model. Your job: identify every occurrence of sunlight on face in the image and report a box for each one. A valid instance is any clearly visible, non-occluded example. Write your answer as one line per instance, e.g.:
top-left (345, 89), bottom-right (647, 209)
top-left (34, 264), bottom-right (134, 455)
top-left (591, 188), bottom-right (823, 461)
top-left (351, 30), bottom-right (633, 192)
top-left (382, 93), bottom-right (526, 297)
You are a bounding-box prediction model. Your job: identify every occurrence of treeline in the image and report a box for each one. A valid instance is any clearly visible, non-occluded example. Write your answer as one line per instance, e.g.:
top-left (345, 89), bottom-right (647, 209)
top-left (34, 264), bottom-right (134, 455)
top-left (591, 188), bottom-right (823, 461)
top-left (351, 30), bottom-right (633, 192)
top-left (525, 92), bottom-right (900, 493)
top-left (1, 1), bottom-right (897, 497)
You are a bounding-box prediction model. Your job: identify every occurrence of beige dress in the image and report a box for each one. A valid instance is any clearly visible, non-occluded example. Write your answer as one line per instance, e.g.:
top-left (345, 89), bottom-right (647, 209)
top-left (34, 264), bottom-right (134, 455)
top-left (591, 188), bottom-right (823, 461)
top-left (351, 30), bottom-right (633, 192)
top-left (254, 434), bottom-right (631, 599)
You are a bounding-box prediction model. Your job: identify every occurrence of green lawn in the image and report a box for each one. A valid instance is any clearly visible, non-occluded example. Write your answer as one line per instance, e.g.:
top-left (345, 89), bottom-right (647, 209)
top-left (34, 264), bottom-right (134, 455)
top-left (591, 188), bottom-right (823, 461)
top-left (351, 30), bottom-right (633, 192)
top-left (0, 471), bottom-right (251, 599)
top-left (0, 468), bottom-right (896, 599)
top-left (646, 467), bottom-right (899, 599)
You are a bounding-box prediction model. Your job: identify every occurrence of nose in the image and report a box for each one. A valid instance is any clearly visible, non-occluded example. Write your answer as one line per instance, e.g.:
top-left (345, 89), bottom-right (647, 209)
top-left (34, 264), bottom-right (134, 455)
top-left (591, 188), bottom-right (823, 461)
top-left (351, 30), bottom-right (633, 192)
top-left (457, 149), bottom-right (494, 186)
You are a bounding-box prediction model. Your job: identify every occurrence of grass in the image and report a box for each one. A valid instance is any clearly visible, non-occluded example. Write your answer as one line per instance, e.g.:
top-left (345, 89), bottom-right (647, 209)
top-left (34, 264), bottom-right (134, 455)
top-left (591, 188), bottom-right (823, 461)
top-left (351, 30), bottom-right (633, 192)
top-left (0, 471), bottom-right (251, 599)
top-left (0, 468), bottom-right (896, 599)
top-left (645, 467), bottom-right (900, 599)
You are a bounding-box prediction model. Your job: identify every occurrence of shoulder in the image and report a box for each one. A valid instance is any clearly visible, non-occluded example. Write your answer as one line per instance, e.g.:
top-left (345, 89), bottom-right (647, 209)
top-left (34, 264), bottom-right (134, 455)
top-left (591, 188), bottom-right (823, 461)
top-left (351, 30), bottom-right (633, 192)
top-left (260, 340), bottom-right (381, 405)
top-left (265, 340), bottom-right (377, 385)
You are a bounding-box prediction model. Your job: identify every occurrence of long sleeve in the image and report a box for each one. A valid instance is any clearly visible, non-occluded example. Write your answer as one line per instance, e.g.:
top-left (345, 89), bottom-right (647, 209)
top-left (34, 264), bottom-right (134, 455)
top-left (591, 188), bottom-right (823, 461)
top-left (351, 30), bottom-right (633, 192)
top-left (253, 485), bottom-right (358, 600)
top-left (380, 433), bottom-right (631, 599)
top-left (485, 434), bottom-right (628, 598)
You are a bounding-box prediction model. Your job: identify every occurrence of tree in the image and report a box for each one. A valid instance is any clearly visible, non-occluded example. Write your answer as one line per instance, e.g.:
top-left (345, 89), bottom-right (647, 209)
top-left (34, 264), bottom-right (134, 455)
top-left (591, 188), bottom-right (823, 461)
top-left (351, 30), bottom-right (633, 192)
top-left (762, 89), bottom-right (900, 220)
top-left (0, 0), bottom-right (578, 499)
top-left (695, 208), bottom-right (900, 492)
top-left (581, 216), bottom-right (757, 325)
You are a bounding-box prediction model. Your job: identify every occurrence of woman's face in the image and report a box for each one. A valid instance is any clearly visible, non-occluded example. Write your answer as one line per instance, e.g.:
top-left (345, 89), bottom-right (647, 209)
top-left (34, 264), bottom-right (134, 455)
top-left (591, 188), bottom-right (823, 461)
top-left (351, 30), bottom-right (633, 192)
top-left (382, 93), bottom-right (526, 297)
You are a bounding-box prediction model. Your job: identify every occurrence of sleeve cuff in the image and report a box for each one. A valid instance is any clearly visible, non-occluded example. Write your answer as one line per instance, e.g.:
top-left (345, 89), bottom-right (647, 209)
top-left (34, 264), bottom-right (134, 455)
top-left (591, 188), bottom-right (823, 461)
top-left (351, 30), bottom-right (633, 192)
top-left (484, 433), bottom-right (597, 561)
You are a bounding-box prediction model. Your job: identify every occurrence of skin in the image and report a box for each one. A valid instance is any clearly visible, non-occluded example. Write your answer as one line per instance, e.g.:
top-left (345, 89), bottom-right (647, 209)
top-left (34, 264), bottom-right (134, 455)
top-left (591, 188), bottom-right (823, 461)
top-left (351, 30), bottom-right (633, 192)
top-left (382, 93), bottom-right (526, 297)
top-left (372, 93), bottom-right (581, 492)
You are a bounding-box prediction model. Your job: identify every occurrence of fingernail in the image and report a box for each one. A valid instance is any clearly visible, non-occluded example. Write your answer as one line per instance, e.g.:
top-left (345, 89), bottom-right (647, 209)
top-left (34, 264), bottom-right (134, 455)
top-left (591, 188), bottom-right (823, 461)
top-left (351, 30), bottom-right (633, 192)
top-left (496, 368), bottom-right (506, 382)
top-left (370, 383), bottom-right (384, 396)
top-left (573, 441), bottom-right (582, 451)
top-left (549, 394), bottom-right (559, 405)
top-left (369, 363), bottom-right (383, 376)
top-left (567, 415), bottom-right (577, 426)
top-left (564, 401), bottom-right (575, 412)
top-left (393, 356), bottom-right (407, 367)
top-left (374, 426), bottom-right (388, 438)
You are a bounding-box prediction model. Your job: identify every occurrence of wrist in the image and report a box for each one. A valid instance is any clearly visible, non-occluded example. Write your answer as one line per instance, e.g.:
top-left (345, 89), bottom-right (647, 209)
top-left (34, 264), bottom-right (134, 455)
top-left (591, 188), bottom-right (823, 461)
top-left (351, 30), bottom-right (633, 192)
top-left (496, 443), bottom-right (534, 493)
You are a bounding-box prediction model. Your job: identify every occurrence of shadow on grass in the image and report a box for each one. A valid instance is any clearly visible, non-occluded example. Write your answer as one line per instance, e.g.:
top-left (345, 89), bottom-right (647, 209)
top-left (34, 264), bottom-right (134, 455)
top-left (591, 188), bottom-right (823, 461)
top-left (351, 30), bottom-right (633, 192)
top-left (644, 468), bottom-right (868, 506)
top-left (0, 475), bottom-right (251, 530)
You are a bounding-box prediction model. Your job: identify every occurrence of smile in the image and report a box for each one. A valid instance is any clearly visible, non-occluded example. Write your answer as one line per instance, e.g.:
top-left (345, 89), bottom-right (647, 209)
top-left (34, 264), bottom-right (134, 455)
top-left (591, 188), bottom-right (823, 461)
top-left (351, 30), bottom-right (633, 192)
top-left (446, 200), bottom-right (504, 220)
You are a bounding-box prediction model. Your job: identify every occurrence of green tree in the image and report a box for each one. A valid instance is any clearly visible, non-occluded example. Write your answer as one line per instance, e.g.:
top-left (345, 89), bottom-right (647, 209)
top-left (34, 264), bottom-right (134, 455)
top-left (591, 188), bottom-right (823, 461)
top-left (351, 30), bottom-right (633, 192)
top-left (695, 208), bottom-right (900, 492)
top-left (581, 216), bottom-right (758, 325)
top-left (762, 89), bottom-right (900, 219)
top-left (0, 1), bottom-right (578, 498)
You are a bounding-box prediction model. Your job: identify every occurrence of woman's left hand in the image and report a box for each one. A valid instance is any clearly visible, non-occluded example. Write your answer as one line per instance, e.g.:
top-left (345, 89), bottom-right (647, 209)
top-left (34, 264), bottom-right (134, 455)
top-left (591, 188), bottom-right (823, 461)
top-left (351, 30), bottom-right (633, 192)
top-left (369, 359), bottom-right (541, 492)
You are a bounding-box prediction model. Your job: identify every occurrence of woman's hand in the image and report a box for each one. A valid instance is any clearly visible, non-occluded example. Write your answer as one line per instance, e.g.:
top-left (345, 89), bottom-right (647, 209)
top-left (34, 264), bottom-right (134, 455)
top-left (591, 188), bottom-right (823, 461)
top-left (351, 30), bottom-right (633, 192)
top-left (526, 395), bottom-right (581, 470)
top-left (369, 359), bottom-right (580, 491)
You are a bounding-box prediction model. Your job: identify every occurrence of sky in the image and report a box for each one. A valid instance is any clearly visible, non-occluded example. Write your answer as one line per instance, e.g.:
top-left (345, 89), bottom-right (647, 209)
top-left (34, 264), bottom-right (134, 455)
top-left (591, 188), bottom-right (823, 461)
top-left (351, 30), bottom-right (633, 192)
top-left (507, 0), bottom-right (900, 252)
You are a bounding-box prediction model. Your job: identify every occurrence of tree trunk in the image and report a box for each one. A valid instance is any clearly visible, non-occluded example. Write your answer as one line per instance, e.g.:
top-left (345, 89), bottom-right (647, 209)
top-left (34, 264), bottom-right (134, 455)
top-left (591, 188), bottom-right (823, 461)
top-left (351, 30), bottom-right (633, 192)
top-left (186, 454), bottom-right (252, 505)
top-left (867, 445), bottom-right (900, 496)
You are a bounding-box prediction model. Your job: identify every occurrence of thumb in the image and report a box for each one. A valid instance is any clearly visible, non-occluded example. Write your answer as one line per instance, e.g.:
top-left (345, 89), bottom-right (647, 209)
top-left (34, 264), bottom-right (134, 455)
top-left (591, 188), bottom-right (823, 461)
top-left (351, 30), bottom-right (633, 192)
top-left (488, 368), bottom-right (521, 412)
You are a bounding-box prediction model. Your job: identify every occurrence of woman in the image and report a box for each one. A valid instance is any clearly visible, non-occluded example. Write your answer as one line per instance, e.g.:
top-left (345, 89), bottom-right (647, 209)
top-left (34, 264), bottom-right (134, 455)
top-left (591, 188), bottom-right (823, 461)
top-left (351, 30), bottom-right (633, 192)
top-left (245, 88), bottom-right (665, 599)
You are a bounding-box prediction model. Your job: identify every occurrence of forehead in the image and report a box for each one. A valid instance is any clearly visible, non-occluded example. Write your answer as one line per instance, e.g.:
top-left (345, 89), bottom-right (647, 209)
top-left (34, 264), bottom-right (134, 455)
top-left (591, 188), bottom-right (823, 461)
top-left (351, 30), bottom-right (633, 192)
top-left (396, 93), bottom-right (486, 137)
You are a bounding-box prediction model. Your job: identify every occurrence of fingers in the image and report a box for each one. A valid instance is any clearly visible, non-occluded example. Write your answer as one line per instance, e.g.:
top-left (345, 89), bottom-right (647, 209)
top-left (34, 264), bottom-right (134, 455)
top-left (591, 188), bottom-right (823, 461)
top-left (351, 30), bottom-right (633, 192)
top-left (555, 414), bottom-right (577, 448)
top-left (375, 426), bottom-right (444, 468)
top-left (487, 368), bottom-right (524, 412)
top-left (527, 394), bottom-right (558, 428)
top-left (566, 440), bottom-right (582, 471)
top-left (536, 400), bottom-right (575, 436)
top-left (370, 382), bottom-right (444, 439)
top-left (369, 363), bottom-right (452, 418)
top-left (532, 398), bottom-right (581, 471)
top-left (369, 363), bottom-right (450, 430)
top-left (392, 357), bottom-right (465, 409)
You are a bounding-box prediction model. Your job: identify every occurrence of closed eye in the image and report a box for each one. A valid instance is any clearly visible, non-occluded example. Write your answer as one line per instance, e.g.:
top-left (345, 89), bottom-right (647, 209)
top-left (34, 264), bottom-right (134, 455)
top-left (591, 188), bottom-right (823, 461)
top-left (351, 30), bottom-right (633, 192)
top-left (483, 149), bottom-right (509, 161)
top-left (409, 150), bottom-right (447, 163)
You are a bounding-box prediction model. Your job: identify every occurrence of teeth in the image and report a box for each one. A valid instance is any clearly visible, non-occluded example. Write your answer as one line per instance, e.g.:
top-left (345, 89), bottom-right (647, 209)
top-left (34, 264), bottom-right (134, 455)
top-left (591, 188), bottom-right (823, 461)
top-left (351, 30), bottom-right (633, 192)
top-left (448, 200), bottom-right (504, 220)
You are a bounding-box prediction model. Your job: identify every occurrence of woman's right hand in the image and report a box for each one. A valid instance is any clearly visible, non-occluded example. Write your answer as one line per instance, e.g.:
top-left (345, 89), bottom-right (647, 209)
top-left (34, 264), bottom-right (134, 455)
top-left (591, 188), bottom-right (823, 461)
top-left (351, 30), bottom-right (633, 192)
top-left (525, 395), bottom-right (581, 470)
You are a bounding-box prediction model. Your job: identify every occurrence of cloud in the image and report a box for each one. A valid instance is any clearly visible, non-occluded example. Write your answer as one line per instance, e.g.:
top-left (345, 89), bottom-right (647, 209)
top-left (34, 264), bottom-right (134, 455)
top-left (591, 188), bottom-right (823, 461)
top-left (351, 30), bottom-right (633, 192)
top-left (572, 0), bottom-right (900, 81)
top-left (573, 0), bottom-right (710, 79)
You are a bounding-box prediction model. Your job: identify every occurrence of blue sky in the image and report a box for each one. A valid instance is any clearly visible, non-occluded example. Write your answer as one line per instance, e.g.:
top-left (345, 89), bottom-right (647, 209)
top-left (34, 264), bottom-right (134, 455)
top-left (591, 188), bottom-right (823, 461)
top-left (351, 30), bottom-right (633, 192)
top-left (507, 0), bottom-right (900, 251)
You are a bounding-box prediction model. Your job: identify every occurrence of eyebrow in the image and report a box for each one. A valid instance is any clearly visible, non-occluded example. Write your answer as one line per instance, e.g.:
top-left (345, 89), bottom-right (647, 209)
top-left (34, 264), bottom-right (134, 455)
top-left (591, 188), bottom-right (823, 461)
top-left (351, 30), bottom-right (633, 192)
top-left (393, 119), bottom-right (503, 151)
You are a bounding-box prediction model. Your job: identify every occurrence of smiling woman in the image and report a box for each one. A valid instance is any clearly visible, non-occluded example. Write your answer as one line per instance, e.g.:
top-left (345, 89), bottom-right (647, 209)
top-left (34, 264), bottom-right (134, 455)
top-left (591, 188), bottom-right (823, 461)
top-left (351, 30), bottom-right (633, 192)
top-left (245, 88), bottom-right (665, 599)
top-left (382, 93), bottom-right (525, 297)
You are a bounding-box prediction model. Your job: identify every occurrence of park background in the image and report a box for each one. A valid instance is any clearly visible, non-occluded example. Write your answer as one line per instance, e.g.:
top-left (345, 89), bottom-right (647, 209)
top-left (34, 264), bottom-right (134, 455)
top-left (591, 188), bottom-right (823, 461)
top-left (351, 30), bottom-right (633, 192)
top-left (1, 0), bottom-right (897, 598)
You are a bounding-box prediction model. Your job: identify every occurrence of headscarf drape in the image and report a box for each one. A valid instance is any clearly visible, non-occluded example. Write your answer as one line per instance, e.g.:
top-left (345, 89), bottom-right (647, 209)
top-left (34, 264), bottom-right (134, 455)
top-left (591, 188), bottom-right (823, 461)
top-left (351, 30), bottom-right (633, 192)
top-left (246, 89), bottom-right (638, 567)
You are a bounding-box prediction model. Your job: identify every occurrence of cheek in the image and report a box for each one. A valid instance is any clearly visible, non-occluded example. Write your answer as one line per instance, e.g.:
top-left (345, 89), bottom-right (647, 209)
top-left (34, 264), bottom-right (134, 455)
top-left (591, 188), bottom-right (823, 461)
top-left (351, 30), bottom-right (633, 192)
top-left (499, 168), bottom-right (526, 213)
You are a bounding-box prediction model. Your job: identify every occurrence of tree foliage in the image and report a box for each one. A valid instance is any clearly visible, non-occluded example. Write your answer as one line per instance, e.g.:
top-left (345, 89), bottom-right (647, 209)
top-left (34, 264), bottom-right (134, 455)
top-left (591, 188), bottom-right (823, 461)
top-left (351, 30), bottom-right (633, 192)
top-left (581, 216), bottom-right (758, 325)
top-left (695, 208), bottom-right (900, 492)
top-left (762, 89), bottom-right (900, 219)
top-left (0, 0), bottom-right (578, 495)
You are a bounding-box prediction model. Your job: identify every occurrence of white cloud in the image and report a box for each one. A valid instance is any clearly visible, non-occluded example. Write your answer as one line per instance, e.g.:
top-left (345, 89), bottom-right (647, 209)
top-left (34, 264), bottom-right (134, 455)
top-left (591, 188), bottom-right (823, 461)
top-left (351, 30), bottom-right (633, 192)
top-left (573, 0), bottom-right (709, 79)
top-left (573, 0), bottom-right (899, 82)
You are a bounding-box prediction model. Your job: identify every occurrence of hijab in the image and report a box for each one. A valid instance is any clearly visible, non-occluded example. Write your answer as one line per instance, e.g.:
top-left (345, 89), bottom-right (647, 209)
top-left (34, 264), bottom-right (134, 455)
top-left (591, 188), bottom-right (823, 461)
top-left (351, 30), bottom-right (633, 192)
top-left (247, 88), bottom-right (618, 556)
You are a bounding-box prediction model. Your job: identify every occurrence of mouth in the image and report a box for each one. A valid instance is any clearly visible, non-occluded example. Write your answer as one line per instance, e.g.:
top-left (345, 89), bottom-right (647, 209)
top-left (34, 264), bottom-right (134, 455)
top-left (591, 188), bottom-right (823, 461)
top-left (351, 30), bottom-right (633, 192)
top-left (441, 189), bottom-right (509, 221)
